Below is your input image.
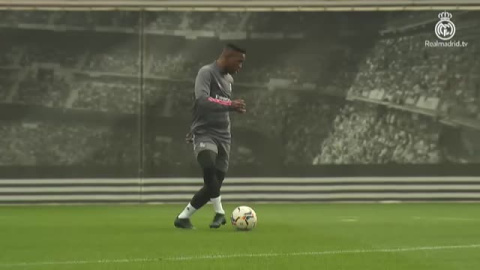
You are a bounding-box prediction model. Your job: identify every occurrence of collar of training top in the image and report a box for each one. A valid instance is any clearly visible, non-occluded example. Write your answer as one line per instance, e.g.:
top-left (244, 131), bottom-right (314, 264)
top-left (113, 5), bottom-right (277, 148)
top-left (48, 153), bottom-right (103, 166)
top-left (213, 60), bottom-right (228, 75)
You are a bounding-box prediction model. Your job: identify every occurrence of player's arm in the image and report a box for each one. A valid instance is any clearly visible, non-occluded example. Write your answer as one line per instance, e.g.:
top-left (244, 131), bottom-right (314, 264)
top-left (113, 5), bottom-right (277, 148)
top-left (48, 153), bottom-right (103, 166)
top-left (195, 68), bottom-right (246, 113)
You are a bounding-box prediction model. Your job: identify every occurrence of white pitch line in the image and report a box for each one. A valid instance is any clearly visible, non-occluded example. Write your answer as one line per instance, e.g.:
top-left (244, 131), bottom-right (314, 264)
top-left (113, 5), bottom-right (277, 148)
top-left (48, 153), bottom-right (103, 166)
top-left (165, 244), bottom-right (480, 261)
top-left (1, 244), bottom-right (479, 268)
top-left (340, 219), bottom-right (358, 222)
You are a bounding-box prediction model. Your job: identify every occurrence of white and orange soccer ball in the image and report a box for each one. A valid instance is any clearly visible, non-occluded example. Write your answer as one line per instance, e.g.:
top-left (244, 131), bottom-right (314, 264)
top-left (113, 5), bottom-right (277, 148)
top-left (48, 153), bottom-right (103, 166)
top-left (231, 206), bottom-right (257, 231)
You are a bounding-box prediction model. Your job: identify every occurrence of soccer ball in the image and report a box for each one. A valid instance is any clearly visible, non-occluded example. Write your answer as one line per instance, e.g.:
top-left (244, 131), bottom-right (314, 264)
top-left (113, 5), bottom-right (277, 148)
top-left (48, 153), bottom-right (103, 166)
top-left (231, 206), bottom-right (257, 231)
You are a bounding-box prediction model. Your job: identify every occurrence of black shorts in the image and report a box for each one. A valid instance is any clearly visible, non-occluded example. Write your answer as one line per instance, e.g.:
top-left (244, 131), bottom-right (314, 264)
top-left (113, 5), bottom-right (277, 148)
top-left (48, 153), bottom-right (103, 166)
top-left (193, 134), bottom-right (230, 172)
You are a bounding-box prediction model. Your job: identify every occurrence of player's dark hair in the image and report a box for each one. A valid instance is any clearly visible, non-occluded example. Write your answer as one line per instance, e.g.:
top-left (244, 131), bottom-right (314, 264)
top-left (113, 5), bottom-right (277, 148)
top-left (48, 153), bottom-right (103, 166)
top-left (225, 43), bottom-right (246, 54)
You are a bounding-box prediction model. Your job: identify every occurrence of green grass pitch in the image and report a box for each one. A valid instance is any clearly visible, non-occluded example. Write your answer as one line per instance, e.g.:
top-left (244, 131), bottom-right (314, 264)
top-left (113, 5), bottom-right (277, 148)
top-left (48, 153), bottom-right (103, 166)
top-left (1, 203), bottom-right (479, 270)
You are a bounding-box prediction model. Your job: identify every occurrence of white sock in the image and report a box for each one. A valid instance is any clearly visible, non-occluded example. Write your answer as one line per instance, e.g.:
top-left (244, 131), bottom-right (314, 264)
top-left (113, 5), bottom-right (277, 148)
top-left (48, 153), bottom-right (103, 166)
top-left (178, 203), bottom-right (196, 219)
top-left (210, 196), bottom-right (225, 214)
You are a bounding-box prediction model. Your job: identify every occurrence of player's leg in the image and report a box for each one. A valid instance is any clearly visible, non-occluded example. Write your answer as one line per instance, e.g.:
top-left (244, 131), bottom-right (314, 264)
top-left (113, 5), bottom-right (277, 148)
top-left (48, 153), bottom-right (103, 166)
top-left (191, 149), bottom-right (220, 208)
top-left (175, 138), bottom-right (219, 229)
top-left (216, 141), bottom-right (230, 188)
top-left (209, 142), bottom-right (230, 228)
top-left (217, 170), bottom-right (226, 187)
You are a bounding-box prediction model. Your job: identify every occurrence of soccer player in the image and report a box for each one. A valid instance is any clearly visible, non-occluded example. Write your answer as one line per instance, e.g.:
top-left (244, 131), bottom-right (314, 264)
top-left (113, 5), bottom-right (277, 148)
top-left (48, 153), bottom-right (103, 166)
top-left (174, 44), bottom-right (247, 229)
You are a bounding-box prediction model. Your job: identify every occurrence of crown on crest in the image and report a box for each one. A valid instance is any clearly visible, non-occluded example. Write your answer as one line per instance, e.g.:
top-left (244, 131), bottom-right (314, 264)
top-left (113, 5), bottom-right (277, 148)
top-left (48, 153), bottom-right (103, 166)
top-left (438, 11), bottom-right (453, 21)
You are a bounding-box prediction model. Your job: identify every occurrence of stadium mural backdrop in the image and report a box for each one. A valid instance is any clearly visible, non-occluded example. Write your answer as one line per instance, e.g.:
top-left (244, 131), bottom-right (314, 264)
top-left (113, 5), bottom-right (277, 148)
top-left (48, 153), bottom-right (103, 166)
top-left (0, 10), bottom-right (479, 182)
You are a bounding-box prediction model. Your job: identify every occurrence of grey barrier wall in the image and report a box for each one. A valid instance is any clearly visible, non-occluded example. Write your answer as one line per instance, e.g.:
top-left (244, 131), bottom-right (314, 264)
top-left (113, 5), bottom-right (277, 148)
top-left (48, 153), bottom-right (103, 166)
top-left (1, 177), bottom-right (480, 204)
top-left (0, 10), bottom-right (480, 203)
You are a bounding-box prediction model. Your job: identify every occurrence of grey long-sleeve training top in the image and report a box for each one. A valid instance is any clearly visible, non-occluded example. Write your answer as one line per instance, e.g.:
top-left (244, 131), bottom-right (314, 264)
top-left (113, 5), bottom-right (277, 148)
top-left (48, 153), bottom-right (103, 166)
top-left (190, 61), bottom-right (235, 143)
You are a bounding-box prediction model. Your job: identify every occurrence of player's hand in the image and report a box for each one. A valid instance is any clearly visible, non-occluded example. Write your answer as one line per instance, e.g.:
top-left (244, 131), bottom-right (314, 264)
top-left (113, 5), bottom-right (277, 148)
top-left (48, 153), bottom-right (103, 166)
top-left (185, 132), bottom-right (193, 144)
top-left (231, 99), bottom-right (246, 114)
